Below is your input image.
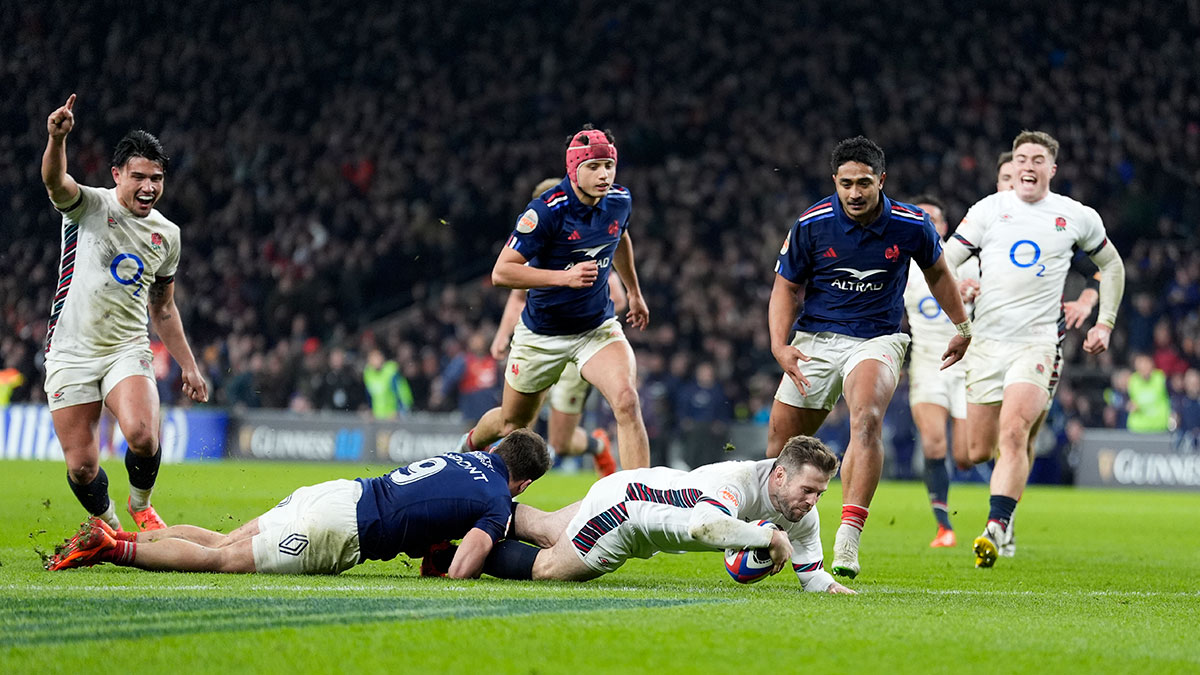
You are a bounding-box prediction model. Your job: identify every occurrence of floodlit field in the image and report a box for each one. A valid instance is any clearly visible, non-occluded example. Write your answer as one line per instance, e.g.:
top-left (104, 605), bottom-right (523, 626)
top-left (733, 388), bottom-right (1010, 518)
top-left (1, 459), bottom-right (1197, 674)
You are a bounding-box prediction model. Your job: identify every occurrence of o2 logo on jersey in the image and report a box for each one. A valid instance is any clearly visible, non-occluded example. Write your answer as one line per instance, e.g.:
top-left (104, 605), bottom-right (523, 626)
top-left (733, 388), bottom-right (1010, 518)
top-left (109, 253), bottom-right (147, 296)
top-left (1009, 240), bottom-right (1046, 277)
top-left (917, 296), bottom-right (948, 322)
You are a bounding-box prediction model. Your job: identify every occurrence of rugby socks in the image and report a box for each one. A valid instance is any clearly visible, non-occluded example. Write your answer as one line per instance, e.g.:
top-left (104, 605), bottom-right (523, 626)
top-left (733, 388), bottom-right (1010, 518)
top-left (100, 540), bottom-right (137, 565)
top-left (923, 459), bottom-right (953, 530)
top-left (481, 539), bottom-right (539, 580)
top-left (463, 428), bottom-right (479, 452)
top-left (841, 504), bottom-right (869, 532)
top-left (987, 495), bottom-right (1019, 532)
top-left (584, 434), bottom-right (601, 456)
top-left (68, 468), bottom-right (116, 524)
top-left (126, 446), bottom-right (162, 511)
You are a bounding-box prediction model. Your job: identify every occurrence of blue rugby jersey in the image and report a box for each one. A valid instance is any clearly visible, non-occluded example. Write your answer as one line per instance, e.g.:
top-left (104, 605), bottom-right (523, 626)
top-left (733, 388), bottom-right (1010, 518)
top-left (504, 177), bottom-right (632, 335)
top-left (775, 194), bottom-right (943, 339)
top-left (355, 452), bottom-right (513, 562)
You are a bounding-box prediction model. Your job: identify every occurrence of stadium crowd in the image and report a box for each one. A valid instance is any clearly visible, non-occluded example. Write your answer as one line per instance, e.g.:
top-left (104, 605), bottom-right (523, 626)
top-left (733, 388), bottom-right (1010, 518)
top-left (3, 1), bottom-right (1200, 464)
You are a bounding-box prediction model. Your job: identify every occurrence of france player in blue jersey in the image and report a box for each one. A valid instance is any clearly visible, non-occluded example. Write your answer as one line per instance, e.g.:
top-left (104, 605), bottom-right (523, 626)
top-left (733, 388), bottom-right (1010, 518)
top-left (47, 429), bottom-right (551, 579)
top-left (766, 136), bottom-right (972, 580)
top-left (460, 125), bottom-right (652, 470)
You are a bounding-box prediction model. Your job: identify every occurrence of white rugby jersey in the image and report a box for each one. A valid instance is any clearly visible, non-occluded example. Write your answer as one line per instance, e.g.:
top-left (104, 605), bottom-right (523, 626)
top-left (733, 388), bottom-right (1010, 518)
top-left (949, 190), bottom-right (1107, 343)
top-left (903, 258), bottom-right (979, 347)
top-left (45, 185), bottom-right (181, 359)
top-left (606, 460), bottom-right (828, 584)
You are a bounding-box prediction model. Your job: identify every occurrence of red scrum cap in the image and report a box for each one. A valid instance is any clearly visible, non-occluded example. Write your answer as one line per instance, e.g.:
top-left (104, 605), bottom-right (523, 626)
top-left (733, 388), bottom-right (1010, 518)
top-left (565, 129), bottom-right (617, 187)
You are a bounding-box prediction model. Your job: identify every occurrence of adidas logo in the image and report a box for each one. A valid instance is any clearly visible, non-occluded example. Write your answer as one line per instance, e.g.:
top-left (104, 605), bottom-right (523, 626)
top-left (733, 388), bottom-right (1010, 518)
top-left (567, 230), bottom-right (582, 241)
top-left (821, 247), bottom-right (837, 258)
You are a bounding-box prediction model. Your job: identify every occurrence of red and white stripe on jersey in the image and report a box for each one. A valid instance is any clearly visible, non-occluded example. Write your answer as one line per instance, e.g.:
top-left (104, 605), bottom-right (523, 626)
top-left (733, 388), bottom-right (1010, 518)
top-left (797, 199), bottom-right (834, 224)
top-left (544, 191), bottom-right (568, 209)
top-left (890, 204), bottom-right (926, 223)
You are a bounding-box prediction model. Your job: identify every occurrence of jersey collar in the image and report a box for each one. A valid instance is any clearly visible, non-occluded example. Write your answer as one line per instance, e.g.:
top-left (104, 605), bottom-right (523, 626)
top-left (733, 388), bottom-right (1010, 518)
top-left (832, 193), bottom-right (891, 235)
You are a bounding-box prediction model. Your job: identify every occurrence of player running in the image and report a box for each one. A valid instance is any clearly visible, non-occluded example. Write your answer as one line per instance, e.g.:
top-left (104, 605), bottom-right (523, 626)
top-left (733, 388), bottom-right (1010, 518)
top-left (46, 430), bottom-right (550, 578)
top-left (484, 178), bottom-right (624, 477)
top-left (471, 435), bottom-right (855, 594)
top-left (902, 195), bottom-right (978, 548)
top-left (766, 136), bottom-right (972, 579)
top-left (943, 131), bottom-right (1125, 568)
top-left (460, 125), bottom-right (652, 470)
top-left (41, 94), bottom-right (208, 534)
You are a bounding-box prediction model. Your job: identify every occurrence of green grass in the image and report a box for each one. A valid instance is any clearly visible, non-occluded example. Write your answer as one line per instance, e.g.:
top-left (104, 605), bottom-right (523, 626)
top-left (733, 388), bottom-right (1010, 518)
top-left (2, 459), bottom-right (1197, 674)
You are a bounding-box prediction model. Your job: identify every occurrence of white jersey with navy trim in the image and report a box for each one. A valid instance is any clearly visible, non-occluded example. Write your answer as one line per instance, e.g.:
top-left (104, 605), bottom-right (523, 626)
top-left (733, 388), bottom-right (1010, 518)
top-left (903, 258), bottom-right (979, 346)
top-left (45, 185), bottom-right (180, 360)
top-left (951, 190), bottom-right (1107, 343)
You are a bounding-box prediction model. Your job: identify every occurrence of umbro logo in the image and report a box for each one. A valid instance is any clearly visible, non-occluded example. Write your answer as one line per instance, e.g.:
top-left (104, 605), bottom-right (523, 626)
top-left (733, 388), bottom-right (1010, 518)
top-left (567, 230), bottom-right (582, 241)
top-left (821, 247), bottom-right (837, 258)
top-left (278, 533), bottom-right (309, 556)
top-left (107, 217), bottom-right (117, 229)
top-left (52, 390), bottom-right (65, 399)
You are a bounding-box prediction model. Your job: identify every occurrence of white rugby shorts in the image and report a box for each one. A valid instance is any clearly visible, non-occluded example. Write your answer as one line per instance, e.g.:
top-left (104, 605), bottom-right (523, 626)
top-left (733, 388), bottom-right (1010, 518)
top-left (548, 361), bottom-right (592, 415)
top-left (506, 317), bottom-right (628, 394)
top-left (907, 339), bottom-right (967, 419)
top-left (251, 479), bottom-right (363, 574)
top-left (774, 331), bottom-right (910, 411)
top-left (964, 337), bottom-right (1057, 406)
top-left (43, 346), bottom-right (155, 411)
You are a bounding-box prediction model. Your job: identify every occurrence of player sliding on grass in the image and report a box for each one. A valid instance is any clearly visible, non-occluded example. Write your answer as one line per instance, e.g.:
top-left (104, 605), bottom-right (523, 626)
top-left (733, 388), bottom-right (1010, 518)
top-left (47, 430), bottom-right (550, 579)
top-left (440, 435), bottom-right (854, 594)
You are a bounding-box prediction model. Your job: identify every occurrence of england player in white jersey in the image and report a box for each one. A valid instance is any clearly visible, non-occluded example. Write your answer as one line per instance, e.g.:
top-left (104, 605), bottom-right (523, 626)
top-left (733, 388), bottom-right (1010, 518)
top-left (478, 435), bottom-right (855, 594)
top-left (41, 95), bottom-right (208, 534)
top-left (942, 131), bottom-right (1125, 568)
top-left (902, 195), bottom-right (978, 549)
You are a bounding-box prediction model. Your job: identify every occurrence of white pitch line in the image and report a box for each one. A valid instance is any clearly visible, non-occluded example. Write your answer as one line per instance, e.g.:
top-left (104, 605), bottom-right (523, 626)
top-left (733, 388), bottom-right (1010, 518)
top-left (2, 583), bottom-right (1196, 598)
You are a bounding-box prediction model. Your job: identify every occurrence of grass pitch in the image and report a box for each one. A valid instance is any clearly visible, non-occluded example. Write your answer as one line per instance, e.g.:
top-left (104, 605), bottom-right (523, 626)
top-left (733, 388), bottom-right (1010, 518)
top-left (1, 459), bottom-right (1197, 674)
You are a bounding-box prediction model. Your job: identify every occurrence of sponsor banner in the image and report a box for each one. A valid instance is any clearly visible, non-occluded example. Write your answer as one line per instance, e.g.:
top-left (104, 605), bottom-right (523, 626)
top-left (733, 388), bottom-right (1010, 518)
top-left (1076, 429), bottom-right (1200, 491)
top-left (229, 410), bottom-right (465, 463)
top-left (0, 404), bottom-right (227, 463)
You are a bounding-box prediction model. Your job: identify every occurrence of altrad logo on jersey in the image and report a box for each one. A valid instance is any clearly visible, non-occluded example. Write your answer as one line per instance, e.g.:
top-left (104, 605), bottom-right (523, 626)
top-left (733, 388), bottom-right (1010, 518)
top-left (831, 267), bottom-right (886, 292)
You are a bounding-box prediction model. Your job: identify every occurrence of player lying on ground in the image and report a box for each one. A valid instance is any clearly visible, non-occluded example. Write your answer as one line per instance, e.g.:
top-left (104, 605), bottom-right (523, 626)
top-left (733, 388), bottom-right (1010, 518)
top-left (430, 435), bottom-right (854, 594)
top-left (46, 430), bottom-right (550, 579)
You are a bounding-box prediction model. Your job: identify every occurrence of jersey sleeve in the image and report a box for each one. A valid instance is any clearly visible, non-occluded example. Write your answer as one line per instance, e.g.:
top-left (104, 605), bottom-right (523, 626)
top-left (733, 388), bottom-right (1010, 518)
top-left (504, 200), bottom-right (554, 261)
top-left (1075, 205), bottom-right (1108, 256)
top-left (1069, 249), bottom-right (1101, 289)
top-left (911, 214), bottom-right (945, 269)
top-left (952, 197), bottom-right (991, 255)
top-left (774, 221), bottom-right (811, 284)
top-left (473, 495), bottom-right (514, 543)
top-left (158, 226), bottom-right (182, 279)
top-left (52, 184), bottom-right (103, 223)
top-left (787, 511), bottom-right (835, 592)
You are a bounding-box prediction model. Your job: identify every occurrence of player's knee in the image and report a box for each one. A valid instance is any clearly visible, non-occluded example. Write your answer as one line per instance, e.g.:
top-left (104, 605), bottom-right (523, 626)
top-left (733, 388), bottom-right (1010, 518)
top-left (606, 385), bottom-right (641, 421)
top-left (67, 462), bottom-right (99, 485)
top-left (850, 407), bottom-right (884, 445)
top-left (123, 425), bottom-right (158, 455)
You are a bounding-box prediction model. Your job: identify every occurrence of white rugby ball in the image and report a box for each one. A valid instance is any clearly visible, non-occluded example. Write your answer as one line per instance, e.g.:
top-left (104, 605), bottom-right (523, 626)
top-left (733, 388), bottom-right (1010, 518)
top-left (724, 519), bottom-right (780, 584)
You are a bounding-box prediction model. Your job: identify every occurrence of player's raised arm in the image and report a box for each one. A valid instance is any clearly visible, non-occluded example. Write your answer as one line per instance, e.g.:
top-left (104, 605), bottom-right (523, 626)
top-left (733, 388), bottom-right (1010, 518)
top-left (491, 246), bottom-right (596, 290)
top-left (768, 274), bottom-right (811, 394)
top-left (42, 94), bottom-right (80, 206)
top-left (920, 253), bottom-right (972, 369)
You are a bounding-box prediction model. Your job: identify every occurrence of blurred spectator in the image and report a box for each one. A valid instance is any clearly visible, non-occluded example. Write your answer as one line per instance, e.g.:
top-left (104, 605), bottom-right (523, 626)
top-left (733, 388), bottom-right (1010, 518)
top-left (314, 347), bottom-right (368, 412)
top-left (674, 361), bottom-right (732, 468)
top-left (438, 331), bottom-right (500, 422)
top-left (363, 348), bottom-right (413, 419)
top-left (1126, 353), bottom-right (1170, 433)
top-left (1151, 321), bottom-right (1189, 377)
top-left (1103, 368), bottom-right (1131, 430)
top-left (1173, 369), bottom-right (1200, 450)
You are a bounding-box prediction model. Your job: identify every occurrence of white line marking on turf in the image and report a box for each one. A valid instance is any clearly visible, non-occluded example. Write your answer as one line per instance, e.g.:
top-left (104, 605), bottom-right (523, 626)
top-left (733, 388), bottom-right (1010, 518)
top-left (3, 583), bottom-right (1197, 598)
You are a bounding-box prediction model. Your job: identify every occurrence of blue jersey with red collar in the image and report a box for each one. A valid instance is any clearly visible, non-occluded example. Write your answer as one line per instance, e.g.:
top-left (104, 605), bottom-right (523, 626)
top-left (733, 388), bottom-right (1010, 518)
top-left (504, 177), bottom-right (631, 335)
top-left (355, 451), bottom-right (513, 562)
top-left (775, 194), bottom-right (942, 339)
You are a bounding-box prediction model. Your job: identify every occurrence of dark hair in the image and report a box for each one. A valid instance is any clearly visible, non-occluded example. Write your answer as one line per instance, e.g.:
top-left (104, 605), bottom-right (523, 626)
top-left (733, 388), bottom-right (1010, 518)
top-left (492, 428), bottom-right (551, 483)
top-left (112, 130), bottom-right (169, 172)
top-left (564, 122), bottom-right (616, 148)
top-left (830, 136), bottom-right (885, 175)
top-left (773, 435), bottom-right (839, 479)
top-left (910, 193), bottom-right (946, 214)
top-left (996, 151), bottom-right (1013, 171)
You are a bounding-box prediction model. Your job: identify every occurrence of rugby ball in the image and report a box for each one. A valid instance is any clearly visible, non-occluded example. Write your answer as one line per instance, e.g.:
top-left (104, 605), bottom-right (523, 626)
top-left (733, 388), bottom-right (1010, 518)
top-left (723, 519), bottom-right (780, 584)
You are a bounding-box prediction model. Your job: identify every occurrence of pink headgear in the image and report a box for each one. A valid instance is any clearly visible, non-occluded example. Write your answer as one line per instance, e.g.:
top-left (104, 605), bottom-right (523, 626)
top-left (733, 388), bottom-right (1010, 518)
top-left (565, 129), bottom-right (617, 186)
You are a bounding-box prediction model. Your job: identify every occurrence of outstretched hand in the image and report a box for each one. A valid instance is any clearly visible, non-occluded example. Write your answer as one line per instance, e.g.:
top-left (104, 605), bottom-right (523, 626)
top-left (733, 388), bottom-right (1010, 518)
top-left (47, 94), bottom-right (76, 139)
top-left (773, 344), bottom-right (812, 394)
top-left (941, 334), bottom-right (970, 370)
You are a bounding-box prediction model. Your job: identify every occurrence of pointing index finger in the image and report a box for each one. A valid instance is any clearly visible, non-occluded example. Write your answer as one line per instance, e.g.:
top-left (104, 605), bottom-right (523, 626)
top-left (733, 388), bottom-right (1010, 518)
top-left (65, 93), bottom-right (76, 110)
